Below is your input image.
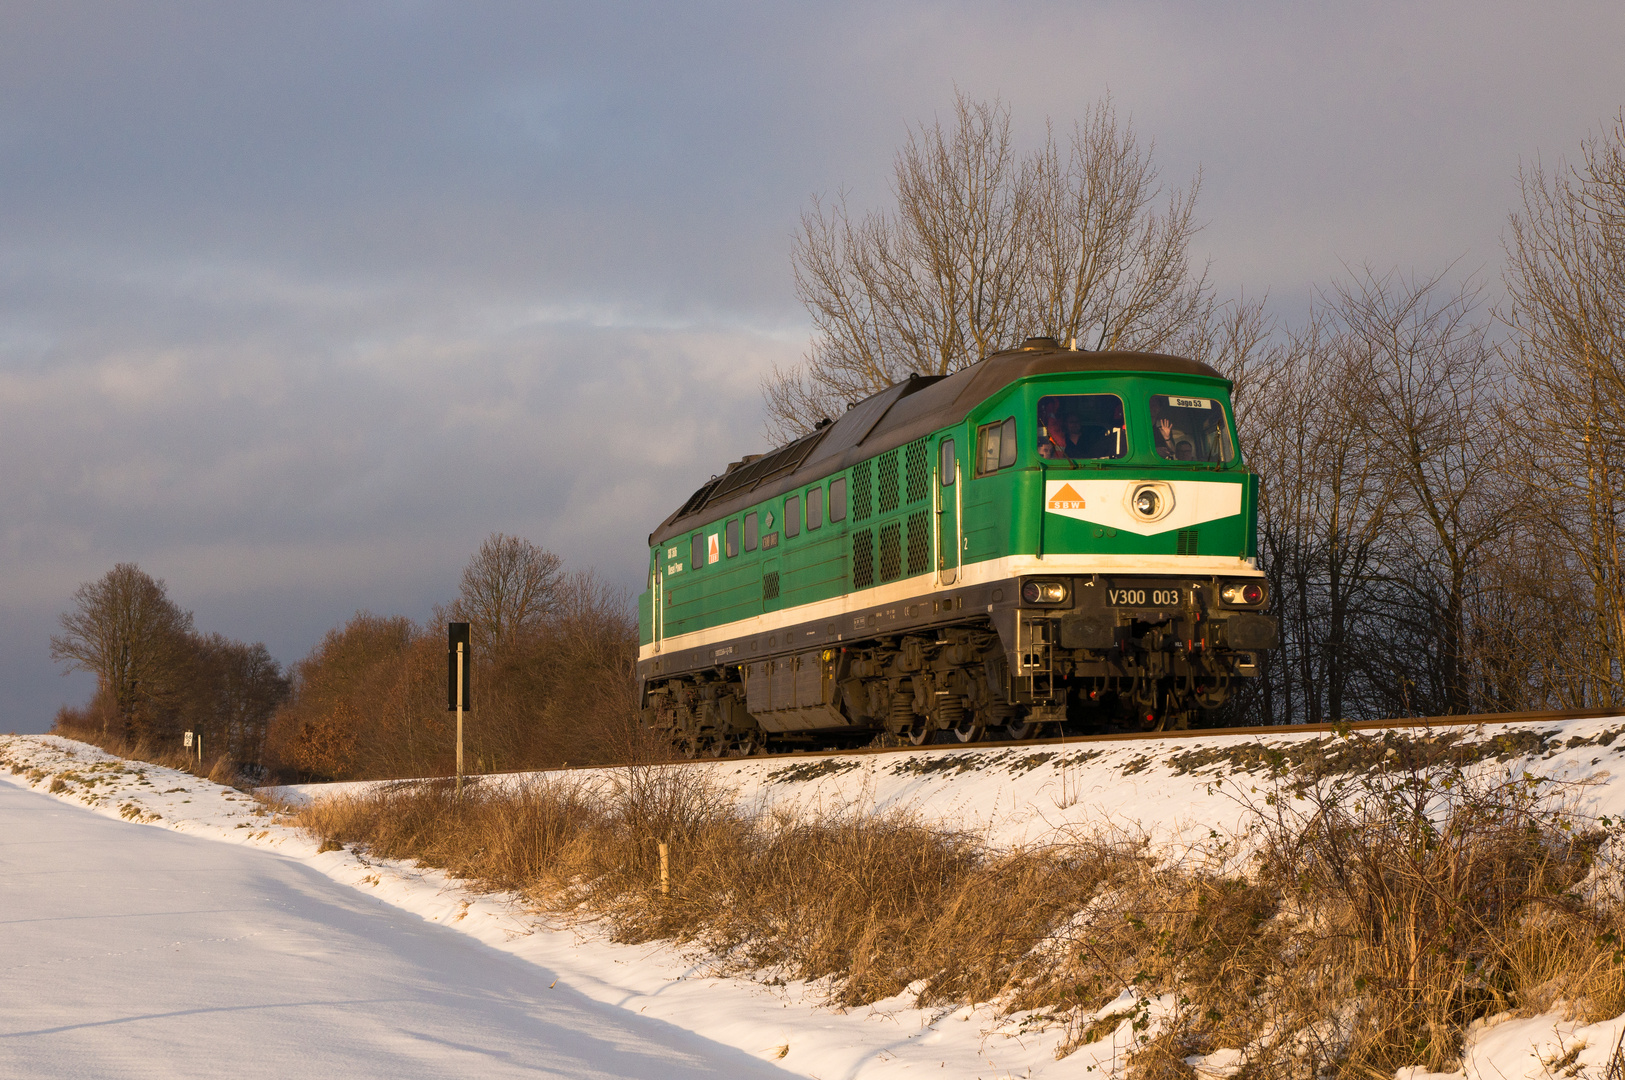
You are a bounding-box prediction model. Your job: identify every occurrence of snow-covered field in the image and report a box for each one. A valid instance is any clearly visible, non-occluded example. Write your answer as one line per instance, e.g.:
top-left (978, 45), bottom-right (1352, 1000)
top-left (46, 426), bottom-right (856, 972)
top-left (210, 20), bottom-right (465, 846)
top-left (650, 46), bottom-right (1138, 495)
top-left (10, 719), bottom-right (1625, 1079)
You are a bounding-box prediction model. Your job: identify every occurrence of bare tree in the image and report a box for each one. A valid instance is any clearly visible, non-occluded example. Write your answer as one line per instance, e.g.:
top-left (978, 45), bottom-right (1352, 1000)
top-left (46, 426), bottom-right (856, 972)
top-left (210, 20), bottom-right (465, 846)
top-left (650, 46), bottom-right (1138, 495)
top-left (1334, 268), bottom-right (1506, 714)
top-left (1503, 110), bottom-right (1625, 704)
top-left (449, 533), bottom-right (564, 658)
top-left (1027, 98), bottom-right (1209, 353)
top-left (1242, 316), bottom-right (1395, 724)
top-left (50, 563), bottom-right (195, 739)
top-left (769, 91), bottom-right (1210, 437)
top-left (183, 634), bottom-right (290, 764)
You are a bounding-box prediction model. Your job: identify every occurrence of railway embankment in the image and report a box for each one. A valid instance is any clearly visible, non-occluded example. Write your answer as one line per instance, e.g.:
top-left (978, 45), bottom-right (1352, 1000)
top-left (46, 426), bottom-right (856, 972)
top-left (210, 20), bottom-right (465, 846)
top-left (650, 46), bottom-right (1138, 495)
top-left (18, 716), bottom-right (1625, 1078)
top-left (273, 712), bottom-right (1625, 1078)
top-left (274, 711), bottom-right (1625, 850)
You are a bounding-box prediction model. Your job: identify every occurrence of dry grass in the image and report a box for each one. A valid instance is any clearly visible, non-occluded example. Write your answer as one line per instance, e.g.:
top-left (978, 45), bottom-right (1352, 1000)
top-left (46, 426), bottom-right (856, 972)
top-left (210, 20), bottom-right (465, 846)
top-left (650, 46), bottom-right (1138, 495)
top-left (294, 739), bottom-right (1625, 1079)
top-left (49, 719), bottom-right (248, 789)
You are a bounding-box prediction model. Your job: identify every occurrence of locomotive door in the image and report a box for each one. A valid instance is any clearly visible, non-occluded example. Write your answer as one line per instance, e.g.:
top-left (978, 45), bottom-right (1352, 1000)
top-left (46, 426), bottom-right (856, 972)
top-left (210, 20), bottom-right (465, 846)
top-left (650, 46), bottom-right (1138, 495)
top-left (652, 561), bottom-right (663, 653)
top-left (936, 435), bottom-right (959, 585)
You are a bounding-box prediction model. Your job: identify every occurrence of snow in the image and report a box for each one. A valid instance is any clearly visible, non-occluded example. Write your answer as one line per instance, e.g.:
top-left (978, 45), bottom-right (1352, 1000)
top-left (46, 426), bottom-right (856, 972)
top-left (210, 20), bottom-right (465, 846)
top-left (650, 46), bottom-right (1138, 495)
top-left (277, 714), bottom-right (1625, 853)
top-left (0, 754), bottom-right (788, 1079)
top-left (10, 716), bottom-right (1625, 1079)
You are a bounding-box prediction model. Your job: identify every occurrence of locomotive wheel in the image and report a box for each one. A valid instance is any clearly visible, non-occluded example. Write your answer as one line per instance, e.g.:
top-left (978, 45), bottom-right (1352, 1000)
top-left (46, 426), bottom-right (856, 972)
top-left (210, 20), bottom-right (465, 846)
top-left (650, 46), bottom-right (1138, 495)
top-left (906, 719), bottom-right (935, 746)
top-left (1003, 718), bottom-right (1037, 740)
top-left (732, 735), bottom-right (761, 757)
top-left (950, 716), bottom-right (985, 743)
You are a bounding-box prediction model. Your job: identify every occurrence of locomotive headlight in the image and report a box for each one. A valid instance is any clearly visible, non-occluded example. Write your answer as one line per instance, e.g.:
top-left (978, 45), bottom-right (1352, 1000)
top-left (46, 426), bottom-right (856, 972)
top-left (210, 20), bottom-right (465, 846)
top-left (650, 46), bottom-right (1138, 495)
top-left (1021, 580), bottom-right (1069, 604)
top-left (1220, 580), bottom-right (1267, 607)
top-left (1124, 481), bottom-right (1175, 523)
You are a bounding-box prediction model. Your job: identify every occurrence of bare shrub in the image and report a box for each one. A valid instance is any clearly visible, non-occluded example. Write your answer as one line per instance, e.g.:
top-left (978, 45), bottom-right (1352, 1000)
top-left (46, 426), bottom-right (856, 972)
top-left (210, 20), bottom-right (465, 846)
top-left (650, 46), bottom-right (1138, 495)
top-left (1235, 734), bottom-right (1608, 1076)
top-left (44, 712), bottom-right (249, 788)
top-left (298, 768), bottom-right (1153, 1009)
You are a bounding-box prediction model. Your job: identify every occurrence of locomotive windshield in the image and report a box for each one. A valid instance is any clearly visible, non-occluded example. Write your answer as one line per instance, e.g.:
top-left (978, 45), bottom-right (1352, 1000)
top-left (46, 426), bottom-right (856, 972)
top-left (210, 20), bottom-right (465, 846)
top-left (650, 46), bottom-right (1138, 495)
top-left (1149, 394), bottom-right (1235, 462)
top-left (1036, 394), bottom-right (1127, 460)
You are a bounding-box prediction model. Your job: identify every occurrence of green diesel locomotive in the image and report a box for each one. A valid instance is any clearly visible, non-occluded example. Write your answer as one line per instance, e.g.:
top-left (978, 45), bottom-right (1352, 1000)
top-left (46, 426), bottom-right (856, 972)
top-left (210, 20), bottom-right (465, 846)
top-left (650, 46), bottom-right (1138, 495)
top-left (637, 338), bottom-right (1277, 754)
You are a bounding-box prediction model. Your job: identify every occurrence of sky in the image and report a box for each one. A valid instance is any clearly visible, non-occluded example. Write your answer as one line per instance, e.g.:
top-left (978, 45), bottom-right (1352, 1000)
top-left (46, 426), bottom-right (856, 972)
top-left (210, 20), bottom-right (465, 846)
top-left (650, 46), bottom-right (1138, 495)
top-left (3, 1), bottom-right (1623, 733)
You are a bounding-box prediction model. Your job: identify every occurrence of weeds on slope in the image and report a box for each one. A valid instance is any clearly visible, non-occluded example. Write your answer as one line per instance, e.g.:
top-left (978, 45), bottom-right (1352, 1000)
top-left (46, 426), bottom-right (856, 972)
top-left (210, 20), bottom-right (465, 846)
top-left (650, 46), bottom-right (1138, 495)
top-left (296, 733), bottom-right (1625, 1079)
top-left (7, 727), bottom-right (246, 790)
top-left (46, 720), bottom-right (250, 788)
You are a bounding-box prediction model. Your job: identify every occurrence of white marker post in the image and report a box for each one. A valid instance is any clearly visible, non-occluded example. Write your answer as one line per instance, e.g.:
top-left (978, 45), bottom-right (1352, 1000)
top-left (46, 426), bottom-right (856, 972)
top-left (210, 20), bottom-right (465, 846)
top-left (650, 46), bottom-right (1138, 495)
top-left (448, 622), bottom-right (471, 799)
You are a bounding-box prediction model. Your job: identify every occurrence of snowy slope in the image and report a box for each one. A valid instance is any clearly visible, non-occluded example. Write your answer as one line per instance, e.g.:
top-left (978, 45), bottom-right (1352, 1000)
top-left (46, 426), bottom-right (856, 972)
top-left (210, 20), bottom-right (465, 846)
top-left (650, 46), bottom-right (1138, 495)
top-left (12, 719), bottom-right (1625, 1080)
top-left (279, 713), bottom-right (1625, 850)
top-left (0, 774), bottom-right (787, 1080)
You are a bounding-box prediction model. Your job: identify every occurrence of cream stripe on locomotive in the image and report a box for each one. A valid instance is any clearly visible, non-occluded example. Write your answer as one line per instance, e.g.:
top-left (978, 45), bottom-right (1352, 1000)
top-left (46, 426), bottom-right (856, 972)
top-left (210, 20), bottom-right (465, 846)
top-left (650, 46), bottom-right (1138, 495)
top-left (1043, 478), bottom-right (1243, 534)
top-left (640, 551), bottom-right (1261, 663)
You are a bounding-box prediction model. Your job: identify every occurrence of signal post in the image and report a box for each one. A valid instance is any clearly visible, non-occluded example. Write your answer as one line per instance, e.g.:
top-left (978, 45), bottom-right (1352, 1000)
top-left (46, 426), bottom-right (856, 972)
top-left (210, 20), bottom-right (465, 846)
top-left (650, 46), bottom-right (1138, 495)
top-left (447, 622), bottom-right (471, 797)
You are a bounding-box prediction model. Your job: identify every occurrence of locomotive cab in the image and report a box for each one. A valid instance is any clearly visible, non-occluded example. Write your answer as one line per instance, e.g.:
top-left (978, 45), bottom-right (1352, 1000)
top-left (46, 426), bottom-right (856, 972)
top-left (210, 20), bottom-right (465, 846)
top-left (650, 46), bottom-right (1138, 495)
top-left (951, 356), bottom-right (1272, 732)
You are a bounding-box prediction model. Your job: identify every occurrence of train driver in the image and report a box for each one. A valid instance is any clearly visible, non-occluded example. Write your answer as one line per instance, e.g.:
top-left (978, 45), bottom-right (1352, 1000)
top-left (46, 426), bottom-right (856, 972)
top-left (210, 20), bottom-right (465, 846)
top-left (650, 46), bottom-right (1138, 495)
top-left (1154, 413), bottom-right (1182, 459)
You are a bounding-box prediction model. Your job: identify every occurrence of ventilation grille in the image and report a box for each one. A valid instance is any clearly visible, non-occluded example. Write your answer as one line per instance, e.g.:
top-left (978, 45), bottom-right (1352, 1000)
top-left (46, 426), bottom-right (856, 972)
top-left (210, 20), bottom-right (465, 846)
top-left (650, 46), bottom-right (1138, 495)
top-left (906, 511), bottom-right (930, 575)
top-left (852, 460), bottom-right (873, 522)
top-left (762, 571), bottom-right (780, 600)
top-left (701, 427), bottom-right (828, 507)
top-left (852, 530), bottom-right (875, 589)
top-left (879, 522), bottom-right (902, 581)
top-left (878, 450), bottom-right (900, 513)
top-left (1177, 528), bottom-right (1199, 556)
top-left (904, 438), bottom-right (929, 504)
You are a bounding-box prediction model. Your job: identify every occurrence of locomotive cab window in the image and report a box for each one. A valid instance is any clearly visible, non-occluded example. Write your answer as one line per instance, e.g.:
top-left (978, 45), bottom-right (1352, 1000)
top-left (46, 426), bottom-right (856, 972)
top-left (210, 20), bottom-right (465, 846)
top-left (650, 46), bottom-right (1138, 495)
top-left (691, 533), bottom-right (704, 570)
top-left (829, 478), bottom-right (847, 521)
top-left (940, 438), bottom-right (956, 485)
top-left (744, 511), bottom-right (759, 551)
top-left (1037, 394), bottom-right (1127, 461)
top-left (1148, 394), bottom-right (1235, 463)
top-left (785, 495), bottom-right (801, 537)
top-left (725, 518), bottom-right (740, 557)
top-left (976, 417), bottom-right (1018, 475)
top-left (806, 486), bottom-right (823, 530)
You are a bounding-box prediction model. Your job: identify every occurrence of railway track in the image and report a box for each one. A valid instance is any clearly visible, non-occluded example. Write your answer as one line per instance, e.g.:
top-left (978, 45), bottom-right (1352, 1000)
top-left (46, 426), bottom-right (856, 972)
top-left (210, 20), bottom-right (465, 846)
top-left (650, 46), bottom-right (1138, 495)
top-left (660, 705), bottom-right (1625, 768)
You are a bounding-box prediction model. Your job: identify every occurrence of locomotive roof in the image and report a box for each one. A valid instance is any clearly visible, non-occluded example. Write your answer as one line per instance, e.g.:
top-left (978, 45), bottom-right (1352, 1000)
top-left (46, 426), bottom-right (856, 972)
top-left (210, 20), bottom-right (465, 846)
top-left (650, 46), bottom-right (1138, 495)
top-left (649, 344), bottom-right (1226, 547)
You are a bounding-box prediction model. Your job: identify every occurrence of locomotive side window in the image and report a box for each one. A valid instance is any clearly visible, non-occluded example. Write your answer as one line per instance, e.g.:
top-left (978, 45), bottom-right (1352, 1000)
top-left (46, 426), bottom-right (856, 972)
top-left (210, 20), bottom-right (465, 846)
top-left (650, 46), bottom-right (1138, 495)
top-left (744, 512), bottom-right (759, 551)
top-left (829, 478), bottom-right (848, 521)
top-left (1037, 394), bottom-right (1127, 460)
top-left (940, 439), bottom-right (956, 485)
top-left (785, 495), bottom-right (801, 537)
top-left (725, 519), bottom-right (740, 558)
top-left (806, 486), bottom-right (824, 530)
top-left (1148, 394), bottom-right (1235, 463)
top-left (691, 533), bottom-right (704, 570)
top-left (976, 417), bottom-right (1018, 476)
